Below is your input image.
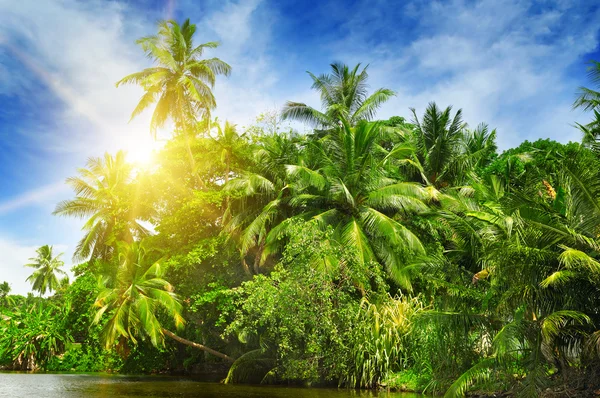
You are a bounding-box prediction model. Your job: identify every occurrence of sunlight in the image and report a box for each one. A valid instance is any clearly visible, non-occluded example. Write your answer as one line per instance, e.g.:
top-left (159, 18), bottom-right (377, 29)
top-left (122, 134), bottom-right (162, 168)
top-left (126, 141), bottom-right (155, 166)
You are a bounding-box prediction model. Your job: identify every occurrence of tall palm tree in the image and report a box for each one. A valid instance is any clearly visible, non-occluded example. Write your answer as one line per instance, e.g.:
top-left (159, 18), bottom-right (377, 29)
top-left (117, 19), bottom-right (231, 180)
top-left (53, 151), bottom-right (152, 262)
top-left (461, 123), bottom-right (497, 170)
top-left (25, 246), bottom-right (66, 296)
top-left (266, 121), bottom-right (433, 287)
top-left (94, 241), bottom-right (233, 362)
top-left (282, 63), bottom-right (395, 128)
top-left (577, 110), bottom-right (600, 153)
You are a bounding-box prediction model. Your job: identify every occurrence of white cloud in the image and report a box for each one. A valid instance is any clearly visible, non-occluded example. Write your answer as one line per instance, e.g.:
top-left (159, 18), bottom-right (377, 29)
top-left (1, 0), bottom-right (598, 151)
top-left (207, 0), bottom-right (263, 48)
top-left (0, 0), bottom-right (291, 151)
top-left (0, 181), bottom-right (68, 214)
top-left (0, 0), bottom-right (298, 157)
top-left (0, 0), bottom-right (160, 156)
top-left (204, 0), bottom-right (287, 127)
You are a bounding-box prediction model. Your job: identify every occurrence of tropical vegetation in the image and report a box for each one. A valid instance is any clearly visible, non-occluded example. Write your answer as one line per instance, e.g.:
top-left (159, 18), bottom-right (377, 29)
top-left (2, 18), bottom-right (600, 398)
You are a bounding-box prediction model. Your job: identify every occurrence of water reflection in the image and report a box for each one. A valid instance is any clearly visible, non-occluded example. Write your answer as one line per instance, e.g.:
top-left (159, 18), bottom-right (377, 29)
top-left (0, 373), bottom-right (421, 398)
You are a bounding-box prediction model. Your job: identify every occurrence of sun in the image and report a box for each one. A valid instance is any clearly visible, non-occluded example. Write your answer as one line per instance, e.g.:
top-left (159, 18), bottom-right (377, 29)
top-left (127, 143), bottom-right (155, 166)
top-left (123, 135), bottom-right (161, 168)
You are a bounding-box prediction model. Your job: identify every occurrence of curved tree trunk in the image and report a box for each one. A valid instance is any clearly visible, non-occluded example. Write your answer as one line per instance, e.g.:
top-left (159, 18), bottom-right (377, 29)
top-left (253, 239), bottom-right (265, 274)
top-left (162, 328), bottom-right (235, 363)
top-left (241, 257), bottom-right (253, 277)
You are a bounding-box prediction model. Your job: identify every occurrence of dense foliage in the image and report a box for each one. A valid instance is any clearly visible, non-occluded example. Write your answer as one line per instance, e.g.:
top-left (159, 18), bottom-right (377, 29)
top-left (2, 18), bottom-right (600, 398)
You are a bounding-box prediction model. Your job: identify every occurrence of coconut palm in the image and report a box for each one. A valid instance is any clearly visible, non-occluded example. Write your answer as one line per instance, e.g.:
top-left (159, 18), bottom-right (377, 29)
top-left (117, 19), bottom-right (231, 180)
top-left (264, 121), bottom-right (433, 287)
top-left (461, 123), bottom-right (497, 170)
top-left (406, 102), bottom-right (468, 188)
top-left (224, 131), bottom-right (302, 274)
top-left (53, 151), bottom-right (152, 262)
top-left (0, 282), bottom-right (10, 307)
top-left (574, 62), bottom-right (600, 153)
top-left (574, 61), bottom-right (600, 112)
top-left (577, 110), bottom-right (600, 154)
top-left (118, 19), bottom-right (231, 133)
top-left (93, 241), bottom-right (233, 362)
top-left (282, 62), bottom-right (395, 128)
top-left (211, 119), bottom-right (247, 185)
top-left (25, 245), bottom-right (66, 296)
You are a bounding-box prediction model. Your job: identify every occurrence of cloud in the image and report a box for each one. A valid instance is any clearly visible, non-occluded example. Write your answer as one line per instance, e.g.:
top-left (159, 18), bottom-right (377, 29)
top-left (0, 0), bottom-right (160, 156)
top-left (206, 0), bottom-right (263, 48)
top-left (0, 0), bottom-right (292, 155)
top-left (0, 181), bottom-right (68, 214)
top-left (1, 0), bottom-right (598, 152)
top-left (203, 0), bottom-right (287, 127)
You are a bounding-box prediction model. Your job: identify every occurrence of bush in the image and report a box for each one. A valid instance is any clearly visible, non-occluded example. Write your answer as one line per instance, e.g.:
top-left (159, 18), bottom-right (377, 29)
top-left (226, 221), bottom-right (388, 385)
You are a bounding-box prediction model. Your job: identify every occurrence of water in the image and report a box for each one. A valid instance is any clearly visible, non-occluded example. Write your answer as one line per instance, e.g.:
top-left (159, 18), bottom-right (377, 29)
top-left (0, 373), bottom-right (421, 398)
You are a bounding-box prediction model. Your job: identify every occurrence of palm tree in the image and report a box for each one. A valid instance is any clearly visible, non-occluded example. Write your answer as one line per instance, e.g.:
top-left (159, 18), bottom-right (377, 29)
top-left (224, 131), bottom-right (301, 275)
top-left (53, 151), bottom-right (152, 262)
top-left (266, 121), bottom-right (432, 287)
top-left (93, 241), bottom-right (233, 362)
top-left (25, 246), bottom-right (66, 296)
top-left (408, 102), bottom-right (467, 188)
top-left (577, 110), bottom-right (600, 153)
top-left (574, 60), bottom-right (600, 112)
top-left (117, 19), bottom-right (231, 180)
top-left (211, 119), bottom-right (247, 185)
top-left (282, 62), bottom-right (395, 128)
top-left (461, 123), bottom-right (497, 170)
top-left (0, 281), bottom-right (12, 308)
top-left (574, 61), bottom-right (600, 153)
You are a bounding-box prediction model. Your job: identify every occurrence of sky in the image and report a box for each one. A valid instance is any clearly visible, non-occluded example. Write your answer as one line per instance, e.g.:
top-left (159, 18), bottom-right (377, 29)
top-left (0, 0), bottom-right (599, 294)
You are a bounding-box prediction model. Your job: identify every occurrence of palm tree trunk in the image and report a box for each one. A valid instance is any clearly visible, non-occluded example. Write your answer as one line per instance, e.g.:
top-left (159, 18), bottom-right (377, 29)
top-left (177, 108), bottom-right (203, 189)
top-left (253, 240), bottom-right (265, 274)
top-left (241, 257), bottom-right (253, 277)
top-left (162, 328), bottom-right (234, 363)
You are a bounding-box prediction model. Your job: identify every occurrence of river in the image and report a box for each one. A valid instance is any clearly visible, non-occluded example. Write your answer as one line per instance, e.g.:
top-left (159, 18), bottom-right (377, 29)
top-left (0, 373), bottom-right (421, 397)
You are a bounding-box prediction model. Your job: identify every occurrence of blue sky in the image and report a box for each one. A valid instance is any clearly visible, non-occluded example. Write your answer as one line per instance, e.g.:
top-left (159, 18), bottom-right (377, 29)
top-left (0, 0), bottom-right (599, 294)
